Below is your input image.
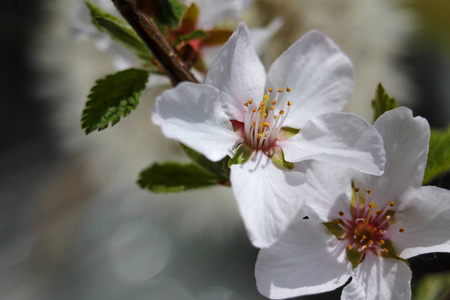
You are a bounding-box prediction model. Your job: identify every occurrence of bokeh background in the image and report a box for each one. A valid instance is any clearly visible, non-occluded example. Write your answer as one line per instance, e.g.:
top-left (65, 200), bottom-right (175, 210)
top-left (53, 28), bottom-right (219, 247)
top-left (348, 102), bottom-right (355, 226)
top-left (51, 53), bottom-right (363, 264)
top-left (1, 0), bottom-right (449, 299)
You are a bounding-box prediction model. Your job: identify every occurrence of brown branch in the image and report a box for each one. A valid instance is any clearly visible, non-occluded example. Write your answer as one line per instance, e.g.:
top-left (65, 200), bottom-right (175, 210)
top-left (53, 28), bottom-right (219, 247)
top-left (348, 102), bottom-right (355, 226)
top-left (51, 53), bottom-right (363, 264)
top-left (112, 0), bottom-right (199, 85)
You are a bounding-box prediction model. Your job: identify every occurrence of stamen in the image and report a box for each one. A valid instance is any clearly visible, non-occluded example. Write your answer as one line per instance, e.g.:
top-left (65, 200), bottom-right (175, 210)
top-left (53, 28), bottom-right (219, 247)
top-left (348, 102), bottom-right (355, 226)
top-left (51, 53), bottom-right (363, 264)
top-left (286, 86), bottom-right (291, 92)
top-left (271, 100), bottom-right (276, 105)
top-left (399, 228), bottom-right (405, 233)
top-left (287, 101), bottom-right (292, 106)
top-left (248, 99), bottom-right (253, 104)
top-left (268, 88), bottom-right (273, 93)
top-left (379, 240), bottom-right (385, 245)
top-left (347, 244), bottom-right (352, 250)
top-left (278, 88), bottom-right (283, 93)
top-left (279, 110), bottom-right (285, 115)
top-left (339, 211), bottom-right (344, 216)
top-left (389, 201), bottom-right (394, 207)
top-left (382, 248), bottom-right (388, 254)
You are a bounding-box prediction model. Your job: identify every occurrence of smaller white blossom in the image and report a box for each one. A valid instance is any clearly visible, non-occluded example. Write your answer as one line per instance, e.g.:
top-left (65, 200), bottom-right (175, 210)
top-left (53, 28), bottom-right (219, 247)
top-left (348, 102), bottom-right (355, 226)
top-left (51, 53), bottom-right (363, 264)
top-left (255, 107), bottom-right (450, 299)
top-left (152, 23), bottom-right (385, 248)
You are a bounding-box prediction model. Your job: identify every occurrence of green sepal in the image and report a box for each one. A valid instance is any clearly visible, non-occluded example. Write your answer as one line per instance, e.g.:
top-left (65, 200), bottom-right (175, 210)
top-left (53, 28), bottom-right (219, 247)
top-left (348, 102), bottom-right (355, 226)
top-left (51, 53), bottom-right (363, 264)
top-left (423, 125), bottom-right (450, 184)
top-left (173, 29), bottom-right (209, 45)
top-left (371, 83), bottom-right (398, 123)
top-left (180, 144), bottom-right (230, 183)
top-left (270, 147), bottom-right (294, 170)
top-left (228, 144), bottom-right (255, 167)
top-left (179, 3), bottom-right (199, 31)
top-left (154, 0), bottom-right (187, 29)
top-left (137, 162), bottom-right (218, 193)
top-left (279, 127), bottom-right (300, 139)
top-left (201, 29), bottom-right (234, 46)
top-left (81, 68), bottom-right (149, 134)
top-left (346, 246), bottom-right (364, 269)
top-left (86, 1), bottom-right (152, 62)
top-left (380, 239), bottom-right (409, 266)
top-left (323, 221), bottom-right (346, 239)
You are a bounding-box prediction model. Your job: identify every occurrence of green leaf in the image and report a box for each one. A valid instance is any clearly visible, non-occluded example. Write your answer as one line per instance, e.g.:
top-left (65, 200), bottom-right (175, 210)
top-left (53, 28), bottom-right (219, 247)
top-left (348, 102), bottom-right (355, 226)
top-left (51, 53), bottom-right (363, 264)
top-left (423, 125), bottom-right (450, 184)
top-left (155, 0), bottom-right (187, 29)
top-left (413, 272), bottom-right (450, 300)
top-left (82, 68), bottom-right (149, 134)
top-left (180, 144), bottom-right (230, 183)
top-left (173, 29), bottom-right (209, 45)
top-left (270, 146), bottom-right (294, 170)
top-left (86, 1), bottom-right (152, 62)
top-left (137, 162), bottom-right (218, 193)
top-left (371, 83), bottom-right (398, 123)
top-left (228, 144), bottom-right (255, 167)
top-left (323, 221), bottom-right (346, 239)
top-left (179, 3), bottom-right (199, 30)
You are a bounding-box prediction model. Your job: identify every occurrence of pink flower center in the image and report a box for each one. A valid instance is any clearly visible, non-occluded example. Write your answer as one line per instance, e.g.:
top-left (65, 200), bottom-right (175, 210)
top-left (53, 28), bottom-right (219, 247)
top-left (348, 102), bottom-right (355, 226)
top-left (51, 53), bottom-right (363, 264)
top-left (334, 188), bottom-right (405, 256)
top-left (243, 87), bottom-right (292, 151)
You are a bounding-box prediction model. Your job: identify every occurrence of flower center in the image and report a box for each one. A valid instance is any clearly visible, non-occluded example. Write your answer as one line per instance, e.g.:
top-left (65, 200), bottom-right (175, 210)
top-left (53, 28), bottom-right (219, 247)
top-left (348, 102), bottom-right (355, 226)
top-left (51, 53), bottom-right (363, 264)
top-left (243, 87), bottom-right (292, 151)
top-left (331, 188), bottom-right (405, 259)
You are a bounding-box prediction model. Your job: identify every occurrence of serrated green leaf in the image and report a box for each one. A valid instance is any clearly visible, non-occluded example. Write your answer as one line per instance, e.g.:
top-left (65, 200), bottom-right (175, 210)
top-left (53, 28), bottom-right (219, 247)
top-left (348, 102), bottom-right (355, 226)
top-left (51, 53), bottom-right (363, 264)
top-left (82, 68), bottom-right (149, 134)
top-left (173, 29), bottom-right (208, 45)
top-left (228, 144), bottom-right (255, 167)
top-left (371, 83), bottom-right (398, 123)
top-left (180, 144), bottom-right (230, 183)
top-left (423, 125), bottom-right (450, 184)
top-left (86, 1), bottom-right (152, 62)
top-left (155, 0), bottom-right (186, 29)
top-left (270, 146), bottom-right (294, 170)
top-left (137, 162), bottom-right (218, 193)
top-left (323, 221), bottom-right (346, 239)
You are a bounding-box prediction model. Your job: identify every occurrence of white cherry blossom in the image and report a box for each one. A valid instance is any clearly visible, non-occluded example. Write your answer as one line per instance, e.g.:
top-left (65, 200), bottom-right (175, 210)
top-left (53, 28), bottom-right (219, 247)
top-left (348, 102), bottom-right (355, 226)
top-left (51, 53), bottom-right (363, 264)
top-left (152, 23), bottom-right (385, 248)
top-left (256, 107), bottom-right (450, 299)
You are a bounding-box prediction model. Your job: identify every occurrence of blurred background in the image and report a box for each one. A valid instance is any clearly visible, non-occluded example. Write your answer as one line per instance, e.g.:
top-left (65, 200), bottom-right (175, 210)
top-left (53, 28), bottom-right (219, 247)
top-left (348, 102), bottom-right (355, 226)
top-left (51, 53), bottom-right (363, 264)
top-left (1, 0), bottom-right (449, 299)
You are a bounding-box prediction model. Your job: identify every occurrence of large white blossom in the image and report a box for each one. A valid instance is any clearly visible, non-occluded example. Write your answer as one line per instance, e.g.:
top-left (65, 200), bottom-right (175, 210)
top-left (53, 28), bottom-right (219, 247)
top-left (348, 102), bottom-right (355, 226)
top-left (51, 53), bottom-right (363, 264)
top-left (255, 107), bottom-right (450, 299)
top-left (152, 23), bottom-right (385, 248)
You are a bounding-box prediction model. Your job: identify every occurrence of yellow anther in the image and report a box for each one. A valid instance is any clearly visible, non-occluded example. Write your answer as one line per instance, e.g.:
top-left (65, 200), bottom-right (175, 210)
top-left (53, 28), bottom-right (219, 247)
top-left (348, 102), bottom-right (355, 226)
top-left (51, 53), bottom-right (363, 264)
top-left (379, 240), bottom-right (385, 245)
top-left (361, 245), bottom-right (368, 251)
top-left (271, 100), bottom-right (276, 105)
top-left (354, 230), bottom-right (360, 236)
top-left (385, 215), bottom-right (391, 220)
top-left (252, 122), bottom-right (256, 126)
top-left (362, 235), bottom-right (367, 240)
top-left (368, 240), bottom-right (374, 245)
top-left (244, 103), bottom-right (248, 107)
top-left (270, 106), bottom-right (275, 110)
top-left (399, 228), bottom-right (405, 233)
top-left (248, 99), bottom-right (253, 104)
top-left (268, 88), bottom-right (273, 93)
top-left (338, 211), bottom-right (344, 216)
top-left (378, 229), bottom-right (383, 234)
top-left (264, 132), bottom-right (268, 137)
top-left (260, 101), bottom-right (265, 107)
top-left (375, 209), bottom-right (381, 214)
top-left (286, 86), bottom-right (291, 92)
top-left (389, 201), bottom-right (394, 207)
top-left (252, 108), bottom-right (257, 112)
top-left (366, 190), bottom-right (371, 194)
top-left (347, 245), bottom-right (352, 250)
top-left (257, 133), bottom-right (262, 140)
top-left (371, 228), bottom-right (377, 233)
top-left (333, 220), bottom-right (340, 225)
top-left (287, 101), bottom-right (292, 106)
top-left (382, 248), bottom-right (388, 254)
top-left (263, 122), bottom-right (270, 127)
top-left (274, 115), bottom-right (278, 119)
top-left (369, 202), bottom-right (377, 208)
top-left (279, 110), bottom-right (285, 115)
top-left (354, 188), bottom-right (360, 192)
top-left (278, 88), bottom-right (283, 93)
top-left (264, 113), bottom-right (267, 117)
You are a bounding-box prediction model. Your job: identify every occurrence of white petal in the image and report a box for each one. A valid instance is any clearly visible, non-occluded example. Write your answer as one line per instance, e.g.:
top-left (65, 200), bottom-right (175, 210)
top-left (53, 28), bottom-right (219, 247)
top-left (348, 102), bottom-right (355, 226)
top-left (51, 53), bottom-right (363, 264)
top-left (266, 30), bottom-right (354, 128)
top-left (294, 161), bottom-right (353, 222)
top-left (354, 107), bottom-right (430, 207)
top-left (255, 220), bottom-right (351, 299)
top-left (205, 23), bottom-right (266, 122)
top-left (249, 18), bottom-right (284, 55)
top-left (194, 0), bottom-right (252, 28)
top-left (152, 82), bottom-right (242, 161)
top-left (343, 253), bottom-right (411, 300)
top-left (393, 186), bottom-right (450, 259)
top-left (279, 112), bottom-right (385, 175)
top-left (230, 151), bottom-right (306, 248)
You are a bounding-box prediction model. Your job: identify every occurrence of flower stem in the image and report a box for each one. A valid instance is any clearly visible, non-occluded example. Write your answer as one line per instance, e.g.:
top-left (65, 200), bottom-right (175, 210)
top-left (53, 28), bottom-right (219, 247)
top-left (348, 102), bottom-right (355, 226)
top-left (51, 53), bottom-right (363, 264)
top-left (111, 0), bottom-right (199, 85)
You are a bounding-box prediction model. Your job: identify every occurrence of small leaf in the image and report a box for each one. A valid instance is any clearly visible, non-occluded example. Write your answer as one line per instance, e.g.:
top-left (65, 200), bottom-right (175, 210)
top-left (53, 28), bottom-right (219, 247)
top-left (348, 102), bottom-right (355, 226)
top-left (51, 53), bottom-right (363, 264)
top-left (423, 125), bottom-right (450, 184)
top-left (270, 146), bottom-right (294, 170)
top-left (346, 246), bottom-right (364, 269)
top-left (173, 29), bottom-right (209, 45)
top-left (371, 83), bottom-right (398, 123)
top-left (86, 1), bottom-right (152, 62)
top-left (180, 144), bottom-right (230, 183)
top-left (323, 221), bottom-right (346, 239)
top-left (138, 162), bottom-right (218, 193)
top-left (228, 144), bottom-right (255, 167)
top-left (155, 0), bottom-right (187, 29)
top-left (179, 3), bottom-right (199, 30)
top-left (201, 29), bottom-right (234, 46)
top-left (82, 68), bottom-right (149, 134)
